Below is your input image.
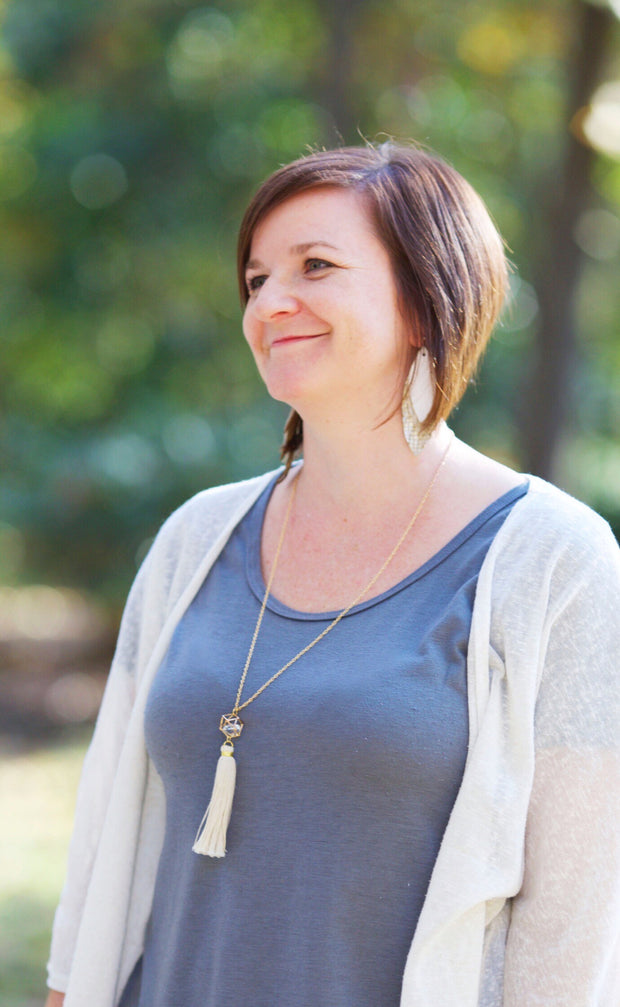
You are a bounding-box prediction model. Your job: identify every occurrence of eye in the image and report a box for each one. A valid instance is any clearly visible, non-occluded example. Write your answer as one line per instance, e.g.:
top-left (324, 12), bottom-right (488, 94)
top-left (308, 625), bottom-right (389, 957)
top-left (304, 258), bottom-right (333, 274)
top-left (246, 274), bottom-right (267, 294)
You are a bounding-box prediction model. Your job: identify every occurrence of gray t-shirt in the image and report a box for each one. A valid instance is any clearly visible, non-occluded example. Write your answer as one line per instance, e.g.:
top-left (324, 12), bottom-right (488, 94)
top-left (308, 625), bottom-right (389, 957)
top-left (120, 475), bottom-right (527, 1007)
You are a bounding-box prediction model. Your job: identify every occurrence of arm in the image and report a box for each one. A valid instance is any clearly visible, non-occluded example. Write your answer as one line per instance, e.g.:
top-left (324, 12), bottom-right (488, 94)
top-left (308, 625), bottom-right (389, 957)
top-left (44, 477), bottom-right (269, 999)
top-left (46, 531), bottom-right (168, 994)
top-left (504, 521), bottom-right (620, 1005)
top-left (45, 993), bottom-right (64, 1007)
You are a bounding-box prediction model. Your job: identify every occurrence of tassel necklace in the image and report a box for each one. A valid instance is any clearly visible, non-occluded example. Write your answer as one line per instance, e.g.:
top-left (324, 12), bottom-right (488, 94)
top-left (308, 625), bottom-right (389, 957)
top-left (193, 434), bottom-right (454, 857)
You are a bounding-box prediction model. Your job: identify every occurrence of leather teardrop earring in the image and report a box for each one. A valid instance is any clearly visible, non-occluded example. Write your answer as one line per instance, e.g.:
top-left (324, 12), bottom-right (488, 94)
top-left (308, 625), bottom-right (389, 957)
top-left (402, 348), bottom-right (435, 455)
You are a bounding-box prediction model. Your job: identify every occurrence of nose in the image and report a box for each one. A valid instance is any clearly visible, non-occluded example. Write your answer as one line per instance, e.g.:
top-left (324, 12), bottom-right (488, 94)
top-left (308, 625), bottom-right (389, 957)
top-left (249, 277), bottom-right (300, 321)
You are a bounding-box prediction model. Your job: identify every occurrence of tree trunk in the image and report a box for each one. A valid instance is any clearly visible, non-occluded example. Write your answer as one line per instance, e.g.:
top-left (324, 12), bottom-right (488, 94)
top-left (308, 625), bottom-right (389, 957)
top-left (522, 0), bottom-right (616, 479)
top-left (314, 0), bottom-right (368, 142)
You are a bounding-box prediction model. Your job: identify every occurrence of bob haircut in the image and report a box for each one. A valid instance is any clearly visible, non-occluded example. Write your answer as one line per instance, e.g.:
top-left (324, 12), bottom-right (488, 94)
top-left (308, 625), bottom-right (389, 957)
top-left (237, 142), bottom-right (508, 474)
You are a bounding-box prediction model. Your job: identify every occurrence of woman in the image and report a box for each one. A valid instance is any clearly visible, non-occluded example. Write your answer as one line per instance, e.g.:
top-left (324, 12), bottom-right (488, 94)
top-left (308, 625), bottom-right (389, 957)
top-left (46, 143), bottom-right (620, 1006)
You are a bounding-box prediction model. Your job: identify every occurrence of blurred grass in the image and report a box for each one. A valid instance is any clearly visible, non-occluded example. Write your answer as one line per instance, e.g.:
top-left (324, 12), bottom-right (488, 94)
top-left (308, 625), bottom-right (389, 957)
top-left (0, 730), bottom-right (90, 1006)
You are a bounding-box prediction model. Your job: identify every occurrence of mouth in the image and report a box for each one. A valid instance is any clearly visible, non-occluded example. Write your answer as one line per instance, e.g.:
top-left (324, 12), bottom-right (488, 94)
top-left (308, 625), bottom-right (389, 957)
top-left (270, 333), bottom-right (327, 347)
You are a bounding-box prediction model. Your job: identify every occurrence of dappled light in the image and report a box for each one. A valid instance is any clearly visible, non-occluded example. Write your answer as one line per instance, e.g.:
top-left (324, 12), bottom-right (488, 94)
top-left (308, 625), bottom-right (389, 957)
top-left (580, 81), bottom-right (620, 158)
top-left (574, 207), bottom-right (620, 260)
top-left (69, 153), bottom-right (129, 210)
top-left (0, 0), bottom-right (616, 600)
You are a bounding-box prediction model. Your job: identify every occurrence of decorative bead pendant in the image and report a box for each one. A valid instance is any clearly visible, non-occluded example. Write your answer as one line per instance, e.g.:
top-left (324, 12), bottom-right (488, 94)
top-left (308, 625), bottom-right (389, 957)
top-left (192, 718), bottom-right (242, 857)
top-left (220, 713), bottom-right (243, 741)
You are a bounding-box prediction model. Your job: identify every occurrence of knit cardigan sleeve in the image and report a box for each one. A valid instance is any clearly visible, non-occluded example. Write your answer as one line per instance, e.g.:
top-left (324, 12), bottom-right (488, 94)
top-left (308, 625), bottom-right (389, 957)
top-left (502, 502), bottom-right (620, 1005)
top-left (46, 473), bottom-right (272, 999)
top-left (46, 532), bottom-right (169, 993)
top-left (400, 481), bottom-right (620, 1007)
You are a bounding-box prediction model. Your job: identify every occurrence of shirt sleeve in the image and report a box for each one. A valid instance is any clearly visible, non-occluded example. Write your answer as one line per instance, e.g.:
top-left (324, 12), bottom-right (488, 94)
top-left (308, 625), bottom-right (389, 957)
top-left (46, 536), bottom-right (168, 992)
top-left (503, 518), bottom-right (620, 1005)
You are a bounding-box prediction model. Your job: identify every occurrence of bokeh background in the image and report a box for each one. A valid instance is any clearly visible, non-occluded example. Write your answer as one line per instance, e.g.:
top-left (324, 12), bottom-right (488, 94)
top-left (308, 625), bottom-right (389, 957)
top-left (1, 0), bottom-right (619, 1002)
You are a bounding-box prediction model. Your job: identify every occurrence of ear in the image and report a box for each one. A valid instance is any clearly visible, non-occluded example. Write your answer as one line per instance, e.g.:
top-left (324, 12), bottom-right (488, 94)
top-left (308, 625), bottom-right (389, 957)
top-left (404, 314), bottom-right (423, 350)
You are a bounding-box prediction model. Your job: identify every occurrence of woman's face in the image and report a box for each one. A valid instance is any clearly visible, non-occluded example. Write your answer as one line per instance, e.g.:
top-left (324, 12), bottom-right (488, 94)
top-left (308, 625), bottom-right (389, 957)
top-left (242, 187), bottom-right (410, 422)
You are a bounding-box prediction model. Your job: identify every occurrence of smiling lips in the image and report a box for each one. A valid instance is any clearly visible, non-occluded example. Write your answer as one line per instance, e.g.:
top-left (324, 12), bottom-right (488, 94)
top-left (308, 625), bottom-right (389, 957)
top-left (271, 333), bottom-right (327, 347)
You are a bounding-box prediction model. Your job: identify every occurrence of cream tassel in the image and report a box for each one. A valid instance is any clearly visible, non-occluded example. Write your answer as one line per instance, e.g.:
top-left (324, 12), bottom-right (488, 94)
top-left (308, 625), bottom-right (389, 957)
top-left (192, 742), bottom-right (236, 857)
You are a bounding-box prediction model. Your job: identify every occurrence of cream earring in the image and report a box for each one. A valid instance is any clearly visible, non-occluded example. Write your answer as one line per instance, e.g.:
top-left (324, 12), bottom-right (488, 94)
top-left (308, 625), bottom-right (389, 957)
top-left (402, 348), bottom-right (435, 454)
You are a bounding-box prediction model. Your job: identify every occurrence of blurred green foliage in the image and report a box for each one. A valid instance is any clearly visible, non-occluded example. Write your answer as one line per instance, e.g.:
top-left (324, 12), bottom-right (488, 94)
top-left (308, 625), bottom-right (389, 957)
top-left (1, 0), bottom-right (619, 601)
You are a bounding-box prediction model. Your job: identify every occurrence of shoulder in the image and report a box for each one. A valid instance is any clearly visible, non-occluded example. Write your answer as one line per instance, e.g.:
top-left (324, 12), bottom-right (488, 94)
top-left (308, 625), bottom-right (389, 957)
top-left (112, 469), bottom-right (280, 668)
top-left (503, 476), bottom-right (617, 558)
top-left (457, 437), bottom-right (614, 562)
top-left (488, 476), bottom-right (620, 607)
top-left (473, 479), bottom-right (619, 710)
top-left (153, 468), bottom-right (279, 552)
top-left (127, 468), bottom-right (279, 614)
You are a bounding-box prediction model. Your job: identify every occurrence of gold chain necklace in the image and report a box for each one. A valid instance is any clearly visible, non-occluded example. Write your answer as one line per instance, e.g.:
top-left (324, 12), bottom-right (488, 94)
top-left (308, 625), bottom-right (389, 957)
top-left (193, 434), bottom-right (454, 857)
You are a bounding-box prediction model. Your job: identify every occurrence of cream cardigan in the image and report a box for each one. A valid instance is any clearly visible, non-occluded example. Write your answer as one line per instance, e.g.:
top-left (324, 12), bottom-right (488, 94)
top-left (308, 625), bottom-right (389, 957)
top-left (47, 471), bottom-right (620, 1006)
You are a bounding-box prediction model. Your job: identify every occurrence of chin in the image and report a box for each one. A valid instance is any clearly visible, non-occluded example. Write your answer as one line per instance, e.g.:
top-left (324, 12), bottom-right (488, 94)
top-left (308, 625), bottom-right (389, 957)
top-left (260, 364), bottom-right (326, 408)
top-left (263, 381), bottom-right (313, 410)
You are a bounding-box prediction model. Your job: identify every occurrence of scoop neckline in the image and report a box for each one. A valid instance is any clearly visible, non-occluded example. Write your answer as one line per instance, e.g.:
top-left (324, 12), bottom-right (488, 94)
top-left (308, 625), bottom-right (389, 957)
top-left (245, 473), bottom-right (529, 622)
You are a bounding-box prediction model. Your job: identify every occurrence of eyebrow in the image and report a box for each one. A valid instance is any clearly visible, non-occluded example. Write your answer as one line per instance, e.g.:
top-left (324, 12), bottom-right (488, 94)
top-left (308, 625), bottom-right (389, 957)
top-left (245, 241), bottom-right (341, 271)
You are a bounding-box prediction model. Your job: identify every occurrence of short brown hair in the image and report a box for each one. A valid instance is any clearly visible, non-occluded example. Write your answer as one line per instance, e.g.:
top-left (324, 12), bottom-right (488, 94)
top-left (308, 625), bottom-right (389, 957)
top-left (237, 142), bottom-right (508, 474)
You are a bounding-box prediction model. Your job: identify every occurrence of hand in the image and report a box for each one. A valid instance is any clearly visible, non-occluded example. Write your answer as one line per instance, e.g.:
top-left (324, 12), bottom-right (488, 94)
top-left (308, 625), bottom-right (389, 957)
top-left (45, 991), bottom-right (65, 1007)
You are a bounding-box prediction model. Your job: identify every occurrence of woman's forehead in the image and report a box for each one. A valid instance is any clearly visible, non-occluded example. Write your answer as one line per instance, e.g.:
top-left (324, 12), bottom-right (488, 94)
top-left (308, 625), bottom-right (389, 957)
top-left (248, 187), bottom-right (380, 260)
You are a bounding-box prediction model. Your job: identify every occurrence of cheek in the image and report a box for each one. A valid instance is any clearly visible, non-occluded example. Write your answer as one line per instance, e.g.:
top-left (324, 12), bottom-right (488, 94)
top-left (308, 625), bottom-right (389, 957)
top-left (242, 312), bottom-right (271, 386)
top-left (242, 308), bottom-right (261, 353)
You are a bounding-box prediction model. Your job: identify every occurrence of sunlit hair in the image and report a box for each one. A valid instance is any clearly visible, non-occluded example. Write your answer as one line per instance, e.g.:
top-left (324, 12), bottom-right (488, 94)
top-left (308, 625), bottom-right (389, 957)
top-left (237, 142), bottom-right (508, 476)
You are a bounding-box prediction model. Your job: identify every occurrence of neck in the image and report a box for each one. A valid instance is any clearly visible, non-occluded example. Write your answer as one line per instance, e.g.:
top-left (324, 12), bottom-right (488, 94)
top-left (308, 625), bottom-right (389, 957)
top-left (293, 413), bottom-right (452, 518)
